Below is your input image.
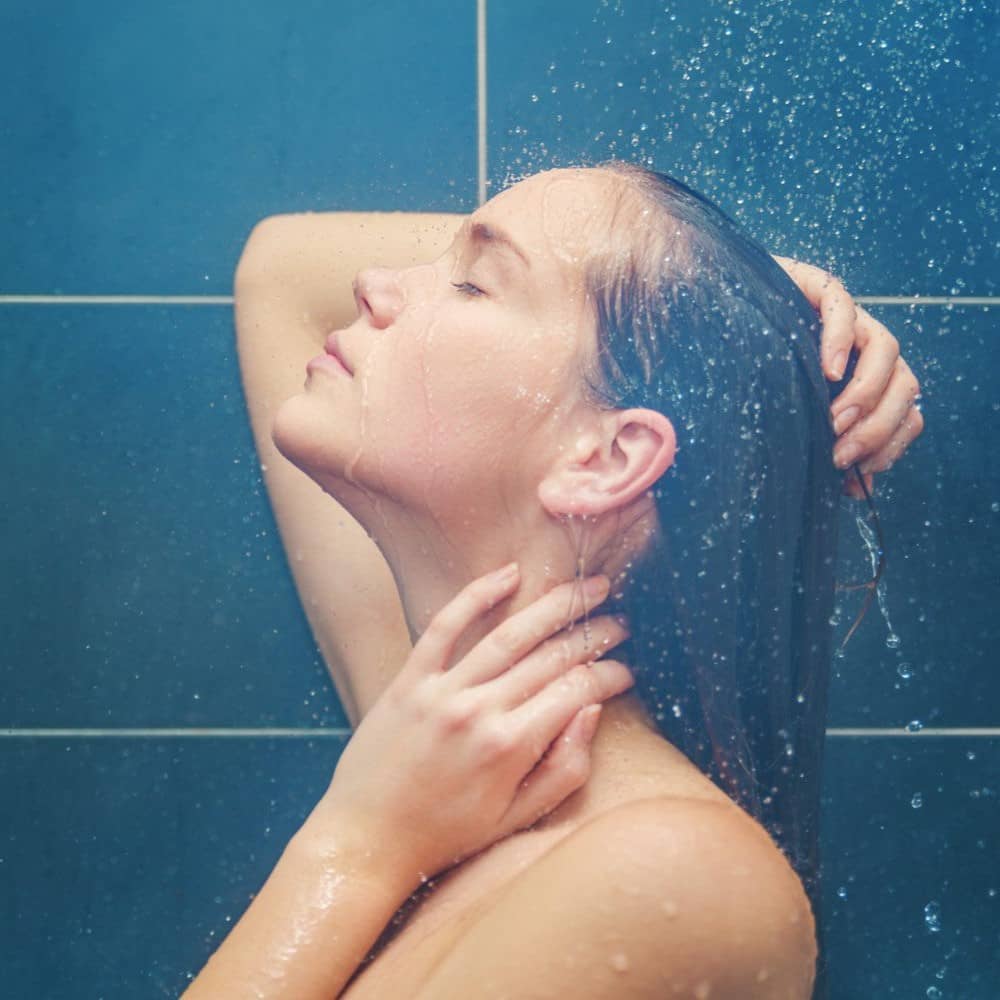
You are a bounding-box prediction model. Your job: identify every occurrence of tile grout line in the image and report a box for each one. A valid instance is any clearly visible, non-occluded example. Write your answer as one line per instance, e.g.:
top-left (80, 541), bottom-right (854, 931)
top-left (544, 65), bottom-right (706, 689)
top-left (477, 0), bottom-right (488, 207)
top-left (1, 296), bottom-right (997, 307)
top-left (2, 727), bottom-right (999, 738)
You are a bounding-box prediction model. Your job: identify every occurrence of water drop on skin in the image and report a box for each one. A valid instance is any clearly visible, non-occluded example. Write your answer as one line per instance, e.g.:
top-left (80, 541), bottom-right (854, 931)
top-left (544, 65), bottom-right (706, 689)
top-left (661, 899), bottom-right (678, 918)
top-left (694, 980), bottom-right (712, 999)
top-left (610, 951), bottom-right (630, 972)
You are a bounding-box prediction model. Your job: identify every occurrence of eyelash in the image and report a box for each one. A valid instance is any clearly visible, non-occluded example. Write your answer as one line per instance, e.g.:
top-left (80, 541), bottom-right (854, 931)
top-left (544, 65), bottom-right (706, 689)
top-left (451, 281), bottom-right (485, 297)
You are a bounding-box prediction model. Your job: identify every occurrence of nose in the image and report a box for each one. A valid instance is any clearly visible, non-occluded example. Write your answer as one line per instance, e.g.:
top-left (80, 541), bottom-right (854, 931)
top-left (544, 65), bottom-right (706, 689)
top-left (353, 267), bottom-right (405, 330)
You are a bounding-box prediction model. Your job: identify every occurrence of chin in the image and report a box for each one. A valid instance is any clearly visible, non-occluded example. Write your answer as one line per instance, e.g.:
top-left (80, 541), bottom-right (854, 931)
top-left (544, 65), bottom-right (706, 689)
top-left (271, 393), bottom-right (342, 479)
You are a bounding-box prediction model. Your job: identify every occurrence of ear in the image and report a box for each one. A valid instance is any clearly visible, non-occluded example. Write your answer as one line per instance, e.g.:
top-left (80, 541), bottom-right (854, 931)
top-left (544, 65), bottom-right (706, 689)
top-left (538, 409), bottom-right (677, 517)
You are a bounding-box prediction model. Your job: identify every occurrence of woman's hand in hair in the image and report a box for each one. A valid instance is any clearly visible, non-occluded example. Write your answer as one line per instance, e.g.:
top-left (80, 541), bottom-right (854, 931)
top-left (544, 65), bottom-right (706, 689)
top-left (319, 566), bottom-right (634, 886)
top-left (773, 256), bottom-right (925, 500)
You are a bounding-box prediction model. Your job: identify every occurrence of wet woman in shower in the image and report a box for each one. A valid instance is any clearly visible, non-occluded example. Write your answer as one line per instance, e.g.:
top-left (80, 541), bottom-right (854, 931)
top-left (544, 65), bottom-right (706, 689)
top-left (184, 164), bottom-right (924, 999)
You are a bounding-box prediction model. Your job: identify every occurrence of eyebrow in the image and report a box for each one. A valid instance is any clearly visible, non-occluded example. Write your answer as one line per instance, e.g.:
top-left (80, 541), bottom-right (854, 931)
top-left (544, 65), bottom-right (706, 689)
top-left (463, 221), bottom-right (531, 270)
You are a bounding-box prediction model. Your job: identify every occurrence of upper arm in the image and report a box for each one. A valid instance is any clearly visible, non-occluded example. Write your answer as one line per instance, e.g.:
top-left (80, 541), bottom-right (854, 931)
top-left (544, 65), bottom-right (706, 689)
top-left (233, 211), bottom-right (465, 721)
top-left (413, 798), bottom-right (817, 1000)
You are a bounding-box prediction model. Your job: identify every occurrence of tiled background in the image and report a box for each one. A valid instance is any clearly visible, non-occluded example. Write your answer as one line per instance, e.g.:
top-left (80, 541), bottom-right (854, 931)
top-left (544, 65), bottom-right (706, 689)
top-left (1, 1), bottom-right (997, 997)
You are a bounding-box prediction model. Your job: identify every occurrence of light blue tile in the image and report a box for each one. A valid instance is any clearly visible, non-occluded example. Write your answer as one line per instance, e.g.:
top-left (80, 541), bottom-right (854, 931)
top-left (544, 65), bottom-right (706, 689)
top-left (0, 0), bottom-right (477, 294)
top-left (487, 0), bottom-right (997, 297)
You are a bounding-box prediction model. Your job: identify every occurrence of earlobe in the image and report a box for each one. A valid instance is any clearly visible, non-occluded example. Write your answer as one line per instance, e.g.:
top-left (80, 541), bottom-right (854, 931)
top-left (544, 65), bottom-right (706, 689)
top-left (538, 409), bottom-right (676, 518)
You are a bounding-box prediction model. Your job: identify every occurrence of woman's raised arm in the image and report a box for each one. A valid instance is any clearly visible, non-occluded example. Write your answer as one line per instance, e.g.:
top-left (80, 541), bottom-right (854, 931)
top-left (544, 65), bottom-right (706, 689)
top-left (233, 211), bottom-right (464, 723)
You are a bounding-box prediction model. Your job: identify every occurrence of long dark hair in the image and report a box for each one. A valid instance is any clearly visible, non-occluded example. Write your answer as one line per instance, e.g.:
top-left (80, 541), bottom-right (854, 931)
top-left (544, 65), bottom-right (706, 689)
top-left (582, 162), bottom-right (841, 998)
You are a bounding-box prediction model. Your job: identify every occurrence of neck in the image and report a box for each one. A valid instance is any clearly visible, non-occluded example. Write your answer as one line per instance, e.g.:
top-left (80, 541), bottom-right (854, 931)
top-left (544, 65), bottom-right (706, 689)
top-left (320, 478), bottom-right (691, 824)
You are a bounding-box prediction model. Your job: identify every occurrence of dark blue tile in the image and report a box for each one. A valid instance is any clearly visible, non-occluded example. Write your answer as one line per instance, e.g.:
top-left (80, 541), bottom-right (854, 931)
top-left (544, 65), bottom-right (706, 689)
top-left (1, 305), bottom-right (344, 727)
top-left (0, 0), bottom-right (476, 295)
top-left (488, 0), bottom-right (998, 297)
top-left (821, 736), bottom-right (1000, 998)
top-left (827, 305), bottom-right (1000, 727)
top-left (1, 737), bottom-right (343, 999)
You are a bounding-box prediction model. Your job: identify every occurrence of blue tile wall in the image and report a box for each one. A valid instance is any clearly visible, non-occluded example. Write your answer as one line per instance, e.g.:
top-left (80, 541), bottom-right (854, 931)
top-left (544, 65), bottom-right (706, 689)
top-left (3, 302), bottom-right (995, 728)
top-left (2, 738), bottom-right (338, 999)
top-left (2, 737), bottom-right (996, 998)
top-left (2, 0), bottom-right (997, 997)
top-left (488, 0), bottom-right (999, 298)
top-left (0, 0), bottom-right (477, 294)
top-left (821, 737), bottom-right (1000, 997)
top-left (826, 305), bottom-right (1000, 728)
top-left (1, 305), bottom-right (340, 728)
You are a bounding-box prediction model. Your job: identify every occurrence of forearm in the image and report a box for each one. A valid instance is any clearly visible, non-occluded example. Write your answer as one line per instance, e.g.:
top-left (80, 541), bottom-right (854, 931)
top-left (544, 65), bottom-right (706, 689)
top-left (234, 210), bottom-right (466, 335)
top-left (183, 800), bottom-right (418, 1000)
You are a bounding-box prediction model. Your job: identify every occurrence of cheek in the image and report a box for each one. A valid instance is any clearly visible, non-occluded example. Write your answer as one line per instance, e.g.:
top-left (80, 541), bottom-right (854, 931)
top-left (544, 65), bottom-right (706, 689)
top-left (425, 318), bottom-right (570, 441)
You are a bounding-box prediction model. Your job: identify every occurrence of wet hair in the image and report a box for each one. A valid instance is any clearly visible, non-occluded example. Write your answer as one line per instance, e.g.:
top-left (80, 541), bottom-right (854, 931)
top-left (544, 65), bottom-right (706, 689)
top-left (581, 161), bottom-right (841, 999)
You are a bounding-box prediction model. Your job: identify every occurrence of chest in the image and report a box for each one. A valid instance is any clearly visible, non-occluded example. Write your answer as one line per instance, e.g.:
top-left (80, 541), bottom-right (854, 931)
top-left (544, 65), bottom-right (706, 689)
top-left (339, 826), bottom-right (572, 999)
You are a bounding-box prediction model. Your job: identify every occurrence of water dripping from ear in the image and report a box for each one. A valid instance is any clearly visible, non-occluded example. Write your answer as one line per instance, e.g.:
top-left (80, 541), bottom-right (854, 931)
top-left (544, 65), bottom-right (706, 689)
top-left (561, 512), bottom-right (594, 653)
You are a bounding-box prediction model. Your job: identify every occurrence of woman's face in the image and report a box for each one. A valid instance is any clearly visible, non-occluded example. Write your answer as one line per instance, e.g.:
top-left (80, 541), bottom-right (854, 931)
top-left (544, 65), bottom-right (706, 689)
top-left (274, 168), bottom-right (626, 521)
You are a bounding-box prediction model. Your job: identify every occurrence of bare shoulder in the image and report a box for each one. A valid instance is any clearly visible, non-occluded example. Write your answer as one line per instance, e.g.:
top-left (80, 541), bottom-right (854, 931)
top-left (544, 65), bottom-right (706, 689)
top-left (414, 796), bottom-right (817, 1000)
top-left (579, 797), bottom-right (818, 994)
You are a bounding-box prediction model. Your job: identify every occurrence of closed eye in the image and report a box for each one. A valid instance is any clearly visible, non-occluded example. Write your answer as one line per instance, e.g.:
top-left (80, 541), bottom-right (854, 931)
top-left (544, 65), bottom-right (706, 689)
top-left (451, 281), bottom-right (485, 297)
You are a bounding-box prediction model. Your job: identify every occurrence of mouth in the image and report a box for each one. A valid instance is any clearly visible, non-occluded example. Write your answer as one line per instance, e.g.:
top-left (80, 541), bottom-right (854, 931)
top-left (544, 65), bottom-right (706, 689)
top-left (324, 333), bottom-right (354, 375)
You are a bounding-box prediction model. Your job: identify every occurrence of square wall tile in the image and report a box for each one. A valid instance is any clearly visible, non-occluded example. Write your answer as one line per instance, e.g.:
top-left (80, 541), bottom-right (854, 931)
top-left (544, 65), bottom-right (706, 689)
top-left (0, 0), bottom-right (477, 294)
top-left (488, 0), bottom-right (997, 297)
top-left (821, 736), bottom-right (999, 997)
top-left (1, 305), bottom-right (342, 727)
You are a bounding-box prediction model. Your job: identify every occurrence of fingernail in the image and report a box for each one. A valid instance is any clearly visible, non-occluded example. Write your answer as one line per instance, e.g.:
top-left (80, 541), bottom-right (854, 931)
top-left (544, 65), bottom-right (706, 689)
top-left (833, 405), bottom-right (860, 435)
top-left (580, 705), bottom-right (602, 743)
top-left (831, 349), bottom-right (848, 380)
top-left (834, 441), bottom-right (860, 469)
top-left (495, 562), bottom-right (519, 581)
top-left (584, 575), bottom-right (610, 599)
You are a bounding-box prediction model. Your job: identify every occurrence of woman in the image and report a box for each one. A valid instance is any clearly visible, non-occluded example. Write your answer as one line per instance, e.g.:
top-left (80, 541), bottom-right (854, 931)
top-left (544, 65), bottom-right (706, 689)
top-left (185, 164), bottom-right (923, 999)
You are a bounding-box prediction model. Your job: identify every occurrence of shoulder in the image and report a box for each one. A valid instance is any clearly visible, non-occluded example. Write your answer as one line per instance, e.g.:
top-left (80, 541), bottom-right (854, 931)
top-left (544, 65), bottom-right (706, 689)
top-left (416, 796), bottom-right (817, 999)
top-left (568, 796), bottom-right (818, 997)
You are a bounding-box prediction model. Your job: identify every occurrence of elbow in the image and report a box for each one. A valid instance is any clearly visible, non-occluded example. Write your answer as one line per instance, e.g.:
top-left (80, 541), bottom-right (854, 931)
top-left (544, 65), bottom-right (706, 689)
top-left (233, 214), bottom-right (297, 295)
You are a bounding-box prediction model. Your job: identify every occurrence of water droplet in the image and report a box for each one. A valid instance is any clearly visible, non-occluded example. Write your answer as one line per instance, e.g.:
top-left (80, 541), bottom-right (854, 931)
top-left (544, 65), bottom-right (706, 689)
top-left (924, 900), bottom-right (941, 933)
top-left (661, 899), bottom-right (678, 918)
top-left (905, 720), bottom-right (924, 733)
top-left (836, 885), bottom-right (848, 899)
top-left (897, 662), bottom-right (913, 680)
top-left (610, 951), bottom-right (630, 972)
top-left (926, 988), bottom-right (942, 999)
top-left (886, 632), bottom-right (901, 649)
top-left (911, 792), bottom-right (923, 809)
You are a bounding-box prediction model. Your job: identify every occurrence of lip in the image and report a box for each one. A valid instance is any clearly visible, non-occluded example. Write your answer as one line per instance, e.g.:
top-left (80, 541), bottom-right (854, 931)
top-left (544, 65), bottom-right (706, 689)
top-left (307, 352), bottom-right (350, 377)
top-left (323, 332), bottom-right (354, 375)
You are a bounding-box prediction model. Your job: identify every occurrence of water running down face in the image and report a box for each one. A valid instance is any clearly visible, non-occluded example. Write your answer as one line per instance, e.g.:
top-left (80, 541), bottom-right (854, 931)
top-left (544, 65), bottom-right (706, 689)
top-left (273, 167), bottom-right (676, 550)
